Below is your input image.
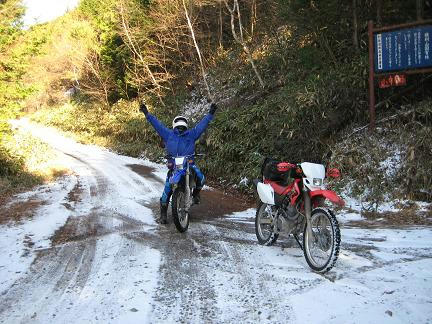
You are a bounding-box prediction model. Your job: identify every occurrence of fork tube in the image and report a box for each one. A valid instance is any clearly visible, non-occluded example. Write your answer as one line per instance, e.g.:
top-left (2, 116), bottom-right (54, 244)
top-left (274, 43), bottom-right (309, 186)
top-left (303, 189), bottom-right (313, 240)
top-left (185, 164), bottom-right (191, 209)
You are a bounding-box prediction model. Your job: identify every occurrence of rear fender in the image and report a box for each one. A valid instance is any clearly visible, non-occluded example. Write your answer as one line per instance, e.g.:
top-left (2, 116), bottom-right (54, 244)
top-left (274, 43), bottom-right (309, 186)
top-left (170, 168), bottom-right (186, 185)
top-left (310, 189), bottom-right (345, 207)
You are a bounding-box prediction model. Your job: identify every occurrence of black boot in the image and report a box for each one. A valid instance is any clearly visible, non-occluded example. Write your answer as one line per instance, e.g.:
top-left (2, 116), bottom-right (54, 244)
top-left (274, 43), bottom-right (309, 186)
top-left (192, 187), bottom-right (202, 205)
top-left (159, 202), bottom-right (168, 224)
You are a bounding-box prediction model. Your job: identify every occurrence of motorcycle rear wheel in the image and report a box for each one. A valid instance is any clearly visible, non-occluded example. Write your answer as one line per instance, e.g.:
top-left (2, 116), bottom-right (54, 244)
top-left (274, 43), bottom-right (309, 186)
top-left (255, 203), bottom-right (279, 245)
top-left (303, 208), bottom-right (340, 273)
top-left (172, 188), bottom-right (189, 233)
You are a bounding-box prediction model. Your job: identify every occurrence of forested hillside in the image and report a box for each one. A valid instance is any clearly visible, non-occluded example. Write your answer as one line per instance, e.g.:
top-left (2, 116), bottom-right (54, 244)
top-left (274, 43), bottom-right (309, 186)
top-left (1, 0), bottom-right (431, 205)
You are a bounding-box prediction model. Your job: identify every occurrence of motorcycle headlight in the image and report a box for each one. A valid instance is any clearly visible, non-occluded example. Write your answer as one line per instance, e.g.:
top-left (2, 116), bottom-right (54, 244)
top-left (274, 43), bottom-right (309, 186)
top-left (175, 157), bottom-right (185, 169)
top-left (313, 178), bottom-right (323, 186)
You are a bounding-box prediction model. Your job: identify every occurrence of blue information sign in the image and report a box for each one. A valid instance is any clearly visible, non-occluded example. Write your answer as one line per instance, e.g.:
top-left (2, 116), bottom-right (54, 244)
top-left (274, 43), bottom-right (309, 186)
top-left (374, 25), bottom-right (432, 73)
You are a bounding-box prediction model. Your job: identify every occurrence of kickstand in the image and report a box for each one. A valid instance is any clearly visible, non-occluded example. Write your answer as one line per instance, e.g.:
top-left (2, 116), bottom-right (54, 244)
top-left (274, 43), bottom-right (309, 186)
top-left (293, 234), bottom-right (303, 250)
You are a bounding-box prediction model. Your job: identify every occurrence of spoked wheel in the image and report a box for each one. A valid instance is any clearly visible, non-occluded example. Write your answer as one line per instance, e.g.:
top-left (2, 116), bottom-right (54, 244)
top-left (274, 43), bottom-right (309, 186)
top-left (303, 208), bottom-right (340, 273)
top-left (255, 203), bottom-right (279, 245)
top-left (172, 188), bottom-right (189, 233)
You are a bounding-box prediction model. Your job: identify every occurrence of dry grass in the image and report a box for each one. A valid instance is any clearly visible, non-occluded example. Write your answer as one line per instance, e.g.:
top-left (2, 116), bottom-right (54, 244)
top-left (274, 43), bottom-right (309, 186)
top-left (0, 122), bottom-right (69, 200)
top-left (345, 203), bottom-right (432, 228)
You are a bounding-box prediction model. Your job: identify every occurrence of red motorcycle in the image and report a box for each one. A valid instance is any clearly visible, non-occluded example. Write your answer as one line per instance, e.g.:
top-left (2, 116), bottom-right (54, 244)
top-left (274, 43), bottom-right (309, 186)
top-left (254, 158), bottom-right (344, 273)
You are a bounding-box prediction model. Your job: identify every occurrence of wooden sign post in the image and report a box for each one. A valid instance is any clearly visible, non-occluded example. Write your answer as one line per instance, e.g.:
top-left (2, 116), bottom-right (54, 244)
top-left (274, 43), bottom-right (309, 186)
top-left (368, 19), bottom-right (432, 130)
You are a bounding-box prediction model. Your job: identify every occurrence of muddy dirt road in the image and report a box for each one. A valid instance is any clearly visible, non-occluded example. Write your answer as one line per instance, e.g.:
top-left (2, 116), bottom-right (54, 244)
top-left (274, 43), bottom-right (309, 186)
top-left (1, 120), bottom-right (431, 324)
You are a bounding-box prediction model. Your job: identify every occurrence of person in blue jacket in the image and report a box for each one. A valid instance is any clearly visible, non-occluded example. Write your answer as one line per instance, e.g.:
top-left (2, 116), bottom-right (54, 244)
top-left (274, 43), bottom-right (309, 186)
top-left (139, 101), bottom-right (218, 224)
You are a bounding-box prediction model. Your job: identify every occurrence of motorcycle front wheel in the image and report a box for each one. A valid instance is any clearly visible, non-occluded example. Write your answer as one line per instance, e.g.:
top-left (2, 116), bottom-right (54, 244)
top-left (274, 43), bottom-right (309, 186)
top-left (255, 203), bottom-right (279, 245)
top-left (172, 187), bottom-right (189, 233)
top-left (303, 208), bottom-right (340, 273)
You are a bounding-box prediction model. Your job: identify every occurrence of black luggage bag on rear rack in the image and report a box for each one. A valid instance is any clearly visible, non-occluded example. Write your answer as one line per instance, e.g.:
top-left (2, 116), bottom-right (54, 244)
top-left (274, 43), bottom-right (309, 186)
top-left (261, 157), bottom-right (292, 185)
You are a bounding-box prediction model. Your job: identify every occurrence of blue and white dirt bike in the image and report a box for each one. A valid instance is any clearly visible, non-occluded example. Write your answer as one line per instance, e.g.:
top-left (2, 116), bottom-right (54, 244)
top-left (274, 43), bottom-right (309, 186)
top-left (168, 154), bottom-right (204, 233)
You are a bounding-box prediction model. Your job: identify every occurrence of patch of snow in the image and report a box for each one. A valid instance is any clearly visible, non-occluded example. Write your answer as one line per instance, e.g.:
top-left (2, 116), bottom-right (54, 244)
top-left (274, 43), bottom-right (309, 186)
top-left (379, 147), bottom-right (402, 178)
top-left (417, 201), bottom-right (431, 212)
top-left (182, 93), bottom-right (211, 123)
top-left (338, 211), bottom-right (364, 223)
top-left (225, 208), bottom-right (256, 220)
top-left (341, 194), bottom-right (363, 212)
top-left (239, 177), bottom-right (249, 186)
top-left (0, 175), bottom-right (76, 293)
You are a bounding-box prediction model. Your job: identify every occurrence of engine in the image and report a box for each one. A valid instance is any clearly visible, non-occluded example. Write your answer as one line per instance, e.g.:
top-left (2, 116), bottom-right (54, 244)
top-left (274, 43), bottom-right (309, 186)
top-left (276, 203), bottom-right (303, 234)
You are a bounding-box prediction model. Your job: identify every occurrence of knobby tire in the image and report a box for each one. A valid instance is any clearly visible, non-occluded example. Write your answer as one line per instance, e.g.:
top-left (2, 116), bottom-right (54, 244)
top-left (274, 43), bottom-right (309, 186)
top-left (172, 187), bottom-right (189, 233)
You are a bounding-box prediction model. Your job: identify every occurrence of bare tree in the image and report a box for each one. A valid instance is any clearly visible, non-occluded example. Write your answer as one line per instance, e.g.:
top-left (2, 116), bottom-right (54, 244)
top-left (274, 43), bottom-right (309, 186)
top-left (146, 0), bottom-right (196, 77)
top-left (250, 0), bottom-right (257, 37)
top-left (64, 24), bottom-right (114, 105)
top-left (224, 0), bottom-right (265, 88)
top-left (219, 0), bottom-right (223, 48)
top-left (118, 0), bottom-right (173, 100)
top-left (352, 0), bottom-right (359, 52)
top-left (182, 0), bottom-right (212, 100)
top-left (80, 49), bottom-right (114, 105)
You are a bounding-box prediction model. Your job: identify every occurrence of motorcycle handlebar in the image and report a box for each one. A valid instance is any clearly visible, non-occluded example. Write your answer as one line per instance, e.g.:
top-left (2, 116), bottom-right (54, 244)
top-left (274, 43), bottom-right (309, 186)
top-left (283, 162), bottom-right (341, 178)
top-left (165, 154), bottom-right (205, 160)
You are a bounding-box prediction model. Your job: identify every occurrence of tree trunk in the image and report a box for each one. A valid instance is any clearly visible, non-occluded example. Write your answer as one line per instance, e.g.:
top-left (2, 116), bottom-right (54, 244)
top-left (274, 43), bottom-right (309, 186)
top-left (250, 0), bottom-right (256, 36)
top-left (376, 0), bottom-right (382, 26)
top-left (119, 1), bottom-right (167, 96)
top-left (219, 1), bottom-right (223, 48)
top-left (417, 0), bottom-right (424, 21)
top-left (224, 0), bottom-right (265, 88)
top-left (182, 0), bottom-right (212, 100)
top-left (352, 0), bottom-right (359, 52)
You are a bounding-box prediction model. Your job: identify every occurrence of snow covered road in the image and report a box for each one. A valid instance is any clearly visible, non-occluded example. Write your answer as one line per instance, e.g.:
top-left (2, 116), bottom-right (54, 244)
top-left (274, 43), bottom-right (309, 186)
top-left (0, 120), bottom-right (431, 324)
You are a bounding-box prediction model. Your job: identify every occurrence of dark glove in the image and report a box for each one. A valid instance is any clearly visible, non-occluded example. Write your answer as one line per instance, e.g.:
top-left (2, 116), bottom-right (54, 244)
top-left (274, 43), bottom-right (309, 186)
top-left (209, 103), bottom-right (218, 115)
top-left (139, 102), bottom-right (148, 115)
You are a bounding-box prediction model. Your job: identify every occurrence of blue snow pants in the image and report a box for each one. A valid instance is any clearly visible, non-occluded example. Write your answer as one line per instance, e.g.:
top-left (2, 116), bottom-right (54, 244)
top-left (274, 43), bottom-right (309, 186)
top-left (160, 164), bottom-right (205, 204)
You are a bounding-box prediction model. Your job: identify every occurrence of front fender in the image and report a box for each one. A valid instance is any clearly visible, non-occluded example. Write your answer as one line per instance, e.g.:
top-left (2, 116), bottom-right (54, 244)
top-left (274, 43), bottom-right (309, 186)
top-left (169, 169), bottom-right (186, 185)
top-left (310, 189), bottom-right (345, 207)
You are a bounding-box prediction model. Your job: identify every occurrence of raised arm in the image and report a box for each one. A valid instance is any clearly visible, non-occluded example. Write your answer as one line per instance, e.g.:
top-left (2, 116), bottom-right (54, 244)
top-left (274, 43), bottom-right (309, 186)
top-left (140, 102), bottom-right (171, 141)
top-left (190, 103), bottom-right (218, 140)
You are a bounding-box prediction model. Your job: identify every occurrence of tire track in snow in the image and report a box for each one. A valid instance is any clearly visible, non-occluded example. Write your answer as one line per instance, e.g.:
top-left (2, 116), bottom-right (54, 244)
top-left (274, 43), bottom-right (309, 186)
top-left (0, 241), bottom-right (95, 323)
top-left (202, 222), bottom-right (298, 324)
top-left (0, 120), bottom-right (162, 323)
top-left (125, 225), bottom-right (220, 323)
top-left (139, 217), bottom-right (301, 324)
